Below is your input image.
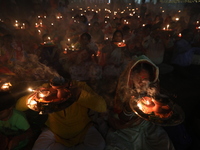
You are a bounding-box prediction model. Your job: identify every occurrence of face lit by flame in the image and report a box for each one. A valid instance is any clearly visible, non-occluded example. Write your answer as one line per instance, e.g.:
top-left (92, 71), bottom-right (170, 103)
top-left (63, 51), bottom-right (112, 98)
top-left (132, 69), bottom-right (150, 94)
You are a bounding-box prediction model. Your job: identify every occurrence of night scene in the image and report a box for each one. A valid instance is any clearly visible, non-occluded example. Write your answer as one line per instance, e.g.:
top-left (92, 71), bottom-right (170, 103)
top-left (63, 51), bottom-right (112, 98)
top-left (0, 0), bottom-right (200, 150)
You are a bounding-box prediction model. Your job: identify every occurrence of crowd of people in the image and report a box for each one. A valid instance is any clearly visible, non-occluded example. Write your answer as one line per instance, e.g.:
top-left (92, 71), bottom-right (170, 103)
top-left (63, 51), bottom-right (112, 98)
top-left (0, 1), bottom-right (200, 150)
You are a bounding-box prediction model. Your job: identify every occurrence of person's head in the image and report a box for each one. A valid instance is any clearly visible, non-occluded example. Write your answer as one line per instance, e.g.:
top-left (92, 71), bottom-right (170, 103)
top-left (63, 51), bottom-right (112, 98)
top-left (79, 15), bottom-right (88, 24)
top-left (112, 30), bottom-right (123, 42)
top-left (79, 32), bottom-right (91, 45)
top-left (181, 28), bottom-right (194, 42)
top-left (42, 33), bottom-right (53, 43)
top-left (131, 62), bottom-right (155, 94)
top-left (122, 25), bottom-right (131, 35)
top-left (0, 91), bottom-right (16, 121)
top-left (92, 21), bottom-right (100, 30)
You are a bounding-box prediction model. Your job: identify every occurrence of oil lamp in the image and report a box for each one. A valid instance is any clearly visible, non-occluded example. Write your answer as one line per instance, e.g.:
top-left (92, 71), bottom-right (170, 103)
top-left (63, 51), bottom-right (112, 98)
top-left (129, 93), bottom-right (184, 126)
top-left (114, 40), bottom-right (126, 47)
top-left (0, 82), bottom-right (12, 91)
top-left (14, 20), bottom-right (19, 29)
top-left (26, 77), bottom-right (74, 114)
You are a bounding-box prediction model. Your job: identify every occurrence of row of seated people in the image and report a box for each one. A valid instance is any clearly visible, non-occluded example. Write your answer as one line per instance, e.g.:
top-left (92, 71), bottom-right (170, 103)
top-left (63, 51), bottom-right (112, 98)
top-left (0, 54), bottom-right (194, 150)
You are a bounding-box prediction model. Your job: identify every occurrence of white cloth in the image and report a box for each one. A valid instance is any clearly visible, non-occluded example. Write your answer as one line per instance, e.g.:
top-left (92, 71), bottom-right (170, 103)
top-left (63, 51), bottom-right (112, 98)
top-left (32, 126), bottom-right (105, 150)
top-left (105, 120), bottom-right (175, 150)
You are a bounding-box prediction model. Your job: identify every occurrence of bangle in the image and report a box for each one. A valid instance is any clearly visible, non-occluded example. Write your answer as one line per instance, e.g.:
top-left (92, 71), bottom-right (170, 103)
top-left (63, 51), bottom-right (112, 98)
top-left (123, 110), bottom-right (134, 117)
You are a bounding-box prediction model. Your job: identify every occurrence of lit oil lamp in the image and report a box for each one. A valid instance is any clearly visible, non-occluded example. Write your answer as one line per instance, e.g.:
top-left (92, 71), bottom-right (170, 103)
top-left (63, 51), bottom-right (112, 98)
top-left (71, 45), bottom-right (75, 51)
top-left (1, 82), bottom-right (12, 91)
top-left (26, 77), bottom-right (73, 114)
top-left (196, 26), bottom-right (200, 30)
top-left (38, 29), bottom-right (41, 35)
top-left (14, 20), bottom-right (19, 29)
top-left (115, 40), bottom-right (126, 47)
top-left (137, 96), bottom-right (155, 114)
top-left (20, 23), bottom-right (25, 29)
top-left (129, 94), bottom-right (184, 126)
top-left (175, 18), bottom-right (179, 21)
top-left (166, 24), bottom-right (169, 30)
top-left (137, 96), bottom-right (172, 119)
top-left (63, 48), bottom-right (67, 54)
top-left (39, 22), bottom-right (43, 27)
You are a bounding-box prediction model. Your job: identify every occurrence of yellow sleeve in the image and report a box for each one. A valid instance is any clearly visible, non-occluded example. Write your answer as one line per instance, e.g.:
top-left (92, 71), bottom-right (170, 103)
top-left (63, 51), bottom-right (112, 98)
top-left (15, 94), bottom-right (30, 111)
top-left (15, 83), bottom-right (50, 111)
top-left (77, 82), bottom-right (107, 113)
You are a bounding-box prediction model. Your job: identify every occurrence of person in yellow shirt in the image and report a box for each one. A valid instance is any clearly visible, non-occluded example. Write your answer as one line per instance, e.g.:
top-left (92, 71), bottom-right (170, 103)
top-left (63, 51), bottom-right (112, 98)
top-left (15, 76), bottom-right (107, 150)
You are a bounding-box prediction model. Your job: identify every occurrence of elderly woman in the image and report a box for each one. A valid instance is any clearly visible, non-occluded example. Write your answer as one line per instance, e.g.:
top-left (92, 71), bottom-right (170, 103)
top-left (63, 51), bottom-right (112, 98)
top-left (105, 55), bottom-right (176, 150)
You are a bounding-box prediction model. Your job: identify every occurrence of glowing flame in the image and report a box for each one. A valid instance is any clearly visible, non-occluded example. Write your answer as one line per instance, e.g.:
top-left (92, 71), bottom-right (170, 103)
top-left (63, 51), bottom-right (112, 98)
top-left (137, 102), bottom-right (143, 110)
top-left (1, 82), bottom-right (12, 90)
top-left (28, 88), bottom-right (35, 92)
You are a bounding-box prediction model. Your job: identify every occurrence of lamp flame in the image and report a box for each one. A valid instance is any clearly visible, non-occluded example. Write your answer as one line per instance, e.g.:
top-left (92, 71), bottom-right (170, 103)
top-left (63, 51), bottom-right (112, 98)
top-left (1, 82), bottom-right (12, 90)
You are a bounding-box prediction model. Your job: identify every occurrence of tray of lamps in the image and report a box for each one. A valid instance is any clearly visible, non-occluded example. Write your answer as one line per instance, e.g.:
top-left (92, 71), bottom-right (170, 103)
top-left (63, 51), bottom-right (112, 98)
top-left (129, 94), bottom-right (184, 126)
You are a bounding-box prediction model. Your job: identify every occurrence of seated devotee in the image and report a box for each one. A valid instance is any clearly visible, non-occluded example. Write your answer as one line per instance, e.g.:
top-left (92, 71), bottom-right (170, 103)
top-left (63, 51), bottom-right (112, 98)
top-left (99, 30), bottom-right (123, 66)
top-left (89, 21), bottom-right (105, 45)
top-left (78, 15), bottom-right (89, 33)
top-left (0, 34), bottom-right (27, 65)
top-left (60, 35), bottom-right (97, 76)
top-left (142, 29), bottom-right (174, 74)
top-left (34, 33), bottom-right (63, 74)
top-left (68, 49), bottom-right (102, 82)
top-left (121, 25), bottom-right (132, 41)
top-left (170, 28), bottom-right (200, 78)
top-left (74, 32), bottom-right (98, 61)
top-left (171, 28), bottom-right (200, 67)
top-left (163, 15), bottom-right (174, 29)
top-left (126, 28), bottom-right (145, 58)
top-left (101, 18), bottom-right (113, 40)
top-left (105, 55), bottom-right (176, 150)
top-left (15, 75), bottom-right (107, 150)
top-left (0, 91), bottom-right (33, 150)
top-left (100, 30), bottom-right (130, 78)
top-left (89, 12), bottom-right (100, 25)
top-left (175, 16), bottom-right (188, 33)
top-left (152, 14), bottom-right (164, 30)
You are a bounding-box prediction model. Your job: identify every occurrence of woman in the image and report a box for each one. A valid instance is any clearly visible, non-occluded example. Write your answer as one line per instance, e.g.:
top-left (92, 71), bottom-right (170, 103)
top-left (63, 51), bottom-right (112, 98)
top-left (100, 30), bottom-right (129, 78)
top-left (105, 55), bottom-right (175, 150)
